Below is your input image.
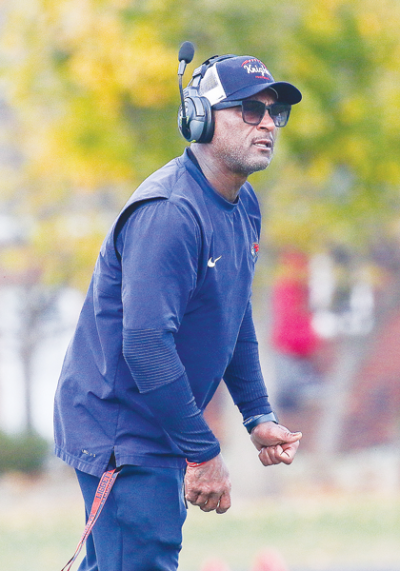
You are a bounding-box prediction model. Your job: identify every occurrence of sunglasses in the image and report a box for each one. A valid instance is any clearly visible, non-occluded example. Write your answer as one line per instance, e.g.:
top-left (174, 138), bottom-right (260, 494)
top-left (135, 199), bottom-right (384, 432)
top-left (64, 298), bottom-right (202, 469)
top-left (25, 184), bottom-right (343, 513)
top-left (213, 99), bottom-right (291, 128)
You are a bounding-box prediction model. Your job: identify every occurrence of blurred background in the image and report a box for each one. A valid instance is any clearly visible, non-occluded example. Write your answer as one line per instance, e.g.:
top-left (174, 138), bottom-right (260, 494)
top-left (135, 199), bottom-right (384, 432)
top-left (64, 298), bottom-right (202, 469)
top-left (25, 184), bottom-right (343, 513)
top-left (1, 0), bottom-right (400, 570)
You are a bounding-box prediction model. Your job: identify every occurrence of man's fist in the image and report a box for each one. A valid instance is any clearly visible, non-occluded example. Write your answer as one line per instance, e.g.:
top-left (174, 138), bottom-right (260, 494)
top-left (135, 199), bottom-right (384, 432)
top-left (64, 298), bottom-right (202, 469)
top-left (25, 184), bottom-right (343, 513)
top-left (250, 422), bottom-right (302, 466)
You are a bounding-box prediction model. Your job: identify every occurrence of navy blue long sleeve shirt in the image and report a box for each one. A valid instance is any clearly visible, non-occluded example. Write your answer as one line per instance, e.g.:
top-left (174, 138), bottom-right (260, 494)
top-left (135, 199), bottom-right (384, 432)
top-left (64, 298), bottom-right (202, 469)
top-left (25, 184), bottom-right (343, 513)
top-left (54, 149), bottom-right (272, 477)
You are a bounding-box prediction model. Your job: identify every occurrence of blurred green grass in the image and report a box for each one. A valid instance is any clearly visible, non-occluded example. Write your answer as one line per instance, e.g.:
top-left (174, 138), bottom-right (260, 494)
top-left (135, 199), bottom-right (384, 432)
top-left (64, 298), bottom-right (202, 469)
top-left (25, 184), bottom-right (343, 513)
top-left (181, 492), bottom-right (400, 570)
top-left (1, 469), bottom-right (400, 571)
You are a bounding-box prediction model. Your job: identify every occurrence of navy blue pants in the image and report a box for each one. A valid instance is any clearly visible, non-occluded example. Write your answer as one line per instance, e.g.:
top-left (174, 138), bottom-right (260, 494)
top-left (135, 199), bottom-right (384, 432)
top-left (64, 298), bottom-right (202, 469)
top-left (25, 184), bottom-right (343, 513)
top-left (76, 465), bottom-right (187, 571)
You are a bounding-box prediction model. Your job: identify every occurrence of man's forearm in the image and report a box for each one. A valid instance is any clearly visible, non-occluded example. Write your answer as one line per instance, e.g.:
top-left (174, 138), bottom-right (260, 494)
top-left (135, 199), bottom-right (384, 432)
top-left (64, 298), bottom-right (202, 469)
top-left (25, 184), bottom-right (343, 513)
top-left (142, 373), bottom-right (221, 463)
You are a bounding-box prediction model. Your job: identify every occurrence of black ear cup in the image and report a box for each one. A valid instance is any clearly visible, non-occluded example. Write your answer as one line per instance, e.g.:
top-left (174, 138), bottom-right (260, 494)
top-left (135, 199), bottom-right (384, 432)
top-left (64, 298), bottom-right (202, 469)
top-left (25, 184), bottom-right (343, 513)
top-left (177, 53), bottom-right (238, 144)
top-left (178, 96), bottom-right (214, 143)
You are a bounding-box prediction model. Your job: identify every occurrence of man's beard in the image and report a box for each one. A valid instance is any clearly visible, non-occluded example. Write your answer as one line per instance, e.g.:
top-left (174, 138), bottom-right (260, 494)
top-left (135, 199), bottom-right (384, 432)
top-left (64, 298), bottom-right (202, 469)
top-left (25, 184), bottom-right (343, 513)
top-left (215, 144), bottom-right (274, 177)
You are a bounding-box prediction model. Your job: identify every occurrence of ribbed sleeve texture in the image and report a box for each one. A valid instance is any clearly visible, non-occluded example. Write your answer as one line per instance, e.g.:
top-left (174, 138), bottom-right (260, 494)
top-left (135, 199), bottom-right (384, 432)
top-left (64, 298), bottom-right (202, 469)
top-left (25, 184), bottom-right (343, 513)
top-left (123, 328), bottom-right (220, 462)
top-left (123, 329), bottom-right (185, 393)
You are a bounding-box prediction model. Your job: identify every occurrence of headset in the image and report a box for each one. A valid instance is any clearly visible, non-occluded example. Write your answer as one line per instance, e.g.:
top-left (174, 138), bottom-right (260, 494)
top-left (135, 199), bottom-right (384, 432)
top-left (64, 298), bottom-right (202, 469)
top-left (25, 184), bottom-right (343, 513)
top-left (177, 42), bottom-right (237, 144)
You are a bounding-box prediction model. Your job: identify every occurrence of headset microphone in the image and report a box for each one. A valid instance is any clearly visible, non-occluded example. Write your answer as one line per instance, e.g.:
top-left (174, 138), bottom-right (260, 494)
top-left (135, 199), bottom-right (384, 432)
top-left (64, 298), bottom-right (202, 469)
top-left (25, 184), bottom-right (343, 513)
top-left (178, 41), bottom-right (195, 74)
top-left (178, 42), bottom-right (195, 140)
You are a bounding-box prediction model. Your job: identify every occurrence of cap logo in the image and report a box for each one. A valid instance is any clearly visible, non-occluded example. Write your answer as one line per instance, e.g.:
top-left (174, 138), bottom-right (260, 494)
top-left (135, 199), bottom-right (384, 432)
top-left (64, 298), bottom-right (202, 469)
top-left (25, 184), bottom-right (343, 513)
top-left (241, 59), bottom-right (272, 79)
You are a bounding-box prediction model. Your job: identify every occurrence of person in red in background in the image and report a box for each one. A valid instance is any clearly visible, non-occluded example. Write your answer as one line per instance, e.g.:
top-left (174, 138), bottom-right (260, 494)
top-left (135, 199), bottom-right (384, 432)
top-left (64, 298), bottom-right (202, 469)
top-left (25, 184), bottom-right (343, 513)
top-left (271, 250), bottom-right (322, 412)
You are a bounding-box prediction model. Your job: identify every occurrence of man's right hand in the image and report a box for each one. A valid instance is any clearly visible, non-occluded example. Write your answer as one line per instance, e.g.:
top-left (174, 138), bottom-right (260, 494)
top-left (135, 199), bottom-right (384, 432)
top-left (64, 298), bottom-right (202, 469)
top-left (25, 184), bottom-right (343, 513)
top-left (184, 453), bottom-right (231, 514)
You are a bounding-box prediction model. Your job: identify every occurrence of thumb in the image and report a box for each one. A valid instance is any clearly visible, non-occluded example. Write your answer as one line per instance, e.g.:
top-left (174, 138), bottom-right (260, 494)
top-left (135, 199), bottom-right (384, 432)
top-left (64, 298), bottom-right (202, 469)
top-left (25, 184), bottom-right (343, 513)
top-left (277, 425), bottom-right (303, 443)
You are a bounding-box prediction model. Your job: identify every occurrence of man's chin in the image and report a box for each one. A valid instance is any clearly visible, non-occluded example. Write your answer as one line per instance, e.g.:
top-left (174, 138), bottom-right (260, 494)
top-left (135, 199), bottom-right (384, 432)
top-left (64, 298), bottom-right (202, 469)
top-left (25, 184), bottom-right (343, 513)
top-left (242, 158), bottom-right (272, 176)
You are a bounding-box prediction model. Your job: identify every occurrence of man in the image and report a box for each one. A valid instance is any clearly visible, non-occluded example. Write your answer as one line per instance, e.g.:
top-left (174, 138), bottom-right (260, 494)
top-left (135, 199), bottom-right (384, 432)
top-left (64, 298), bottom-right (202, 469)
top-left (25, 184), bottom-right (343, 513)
top-left (54, 50), bottom-right (303, 571)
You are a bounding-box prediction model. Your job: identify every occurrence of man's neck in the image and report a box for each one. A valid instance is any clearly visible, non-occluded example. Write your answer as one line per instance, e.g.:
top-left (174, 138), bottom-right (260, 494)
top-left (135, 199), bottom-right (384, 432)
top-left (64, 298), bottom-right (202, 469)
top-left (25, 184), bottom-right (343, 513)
top-left (190, 145), bottom-right (246, 203)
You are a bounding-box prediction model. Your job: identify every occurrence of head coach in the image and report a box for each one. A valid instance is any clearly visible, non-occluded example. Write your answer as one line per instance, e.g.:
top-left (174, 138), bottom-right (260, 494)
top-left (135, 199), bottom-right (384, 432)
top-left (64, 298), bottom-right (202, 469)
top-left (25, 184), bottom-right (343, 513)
top-left (54, 43), bottom-right (303, 571)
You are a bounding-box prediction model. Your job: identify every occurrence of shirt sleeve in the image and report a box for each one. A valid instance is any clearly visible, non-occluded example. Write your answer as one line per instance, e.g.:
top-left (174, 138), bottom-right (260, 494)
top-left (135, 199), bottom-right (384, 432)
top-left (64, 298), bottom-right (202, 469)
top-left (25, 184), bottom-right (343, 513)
top-left (223, 301), bottom-right (272, 419)
top-left (117, 199), bottom-right (220, 461)
top-left (118, 199), bottom-right (199, 332)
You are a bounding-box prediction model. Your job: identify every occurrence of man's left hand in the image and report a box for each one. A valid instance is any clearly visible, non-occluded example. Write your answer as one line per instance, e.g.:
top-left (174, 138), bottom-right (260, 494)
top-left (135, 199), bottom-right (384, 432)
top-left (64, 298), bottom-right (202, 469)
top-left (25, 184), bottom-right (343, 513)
top-left (250, 421), bottom-right (302, 466)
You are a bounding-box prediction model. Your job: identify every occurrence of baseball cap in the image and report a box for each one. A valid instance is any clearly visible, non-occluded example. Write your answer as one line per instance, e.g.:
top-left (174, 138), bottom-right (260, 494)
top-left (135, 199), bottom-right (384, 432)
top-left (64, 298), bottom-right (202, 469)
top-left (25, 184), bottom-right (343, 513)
top-left (198, 55), bottom-right (302, 106)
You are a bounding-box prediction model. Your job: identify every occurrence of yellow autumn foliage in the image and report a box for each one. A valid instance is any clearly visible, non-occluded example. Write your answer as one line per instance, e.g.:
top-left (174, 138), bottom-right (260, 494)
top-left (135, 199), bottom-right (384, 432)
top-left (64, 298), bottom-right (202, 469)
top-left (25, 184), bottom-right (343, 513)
top-left (0, 0), bottom-right (399, 288)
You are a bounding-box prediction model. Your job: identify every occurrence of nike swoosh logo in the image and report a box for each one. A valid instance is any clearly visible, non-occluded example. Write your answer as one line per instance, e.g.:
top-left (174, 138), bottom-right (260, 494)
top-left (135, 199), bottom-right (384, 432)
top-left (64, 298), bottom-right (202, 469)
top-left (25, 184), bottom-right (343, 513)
top-left (207, 256), bottom-right (222, 268)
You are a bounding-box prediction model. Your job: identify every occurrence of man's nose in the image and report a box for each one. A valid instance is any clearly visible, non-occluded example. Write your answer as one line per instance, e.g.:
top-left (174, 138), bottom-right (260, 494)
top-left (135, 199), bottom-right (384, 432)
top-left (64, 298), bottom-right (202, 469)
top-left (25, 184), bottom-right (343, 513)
top-left (257, 110), bottom-right (275, 131)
